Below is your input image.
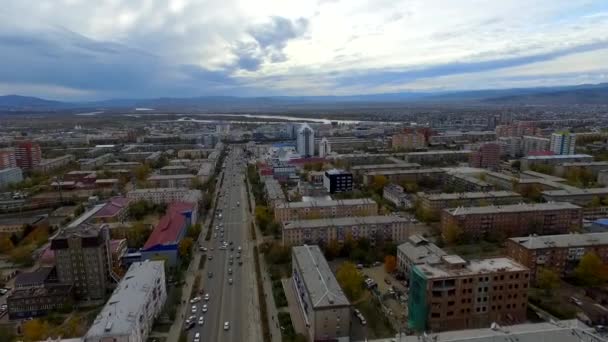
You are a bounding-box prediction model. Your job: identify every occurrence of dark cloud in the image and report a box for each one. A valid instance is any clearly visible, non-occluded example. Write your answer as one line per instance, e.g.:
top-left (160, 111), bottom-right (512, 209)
top-left (232, 17), bottom-right (309, 71)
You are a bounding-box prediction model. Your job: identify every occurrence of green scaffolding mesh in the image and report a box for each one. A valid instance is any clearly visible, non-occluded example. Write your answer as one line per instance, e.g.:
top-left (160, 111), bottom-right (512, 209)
top-left (408, 265), bottom-right (428, 332)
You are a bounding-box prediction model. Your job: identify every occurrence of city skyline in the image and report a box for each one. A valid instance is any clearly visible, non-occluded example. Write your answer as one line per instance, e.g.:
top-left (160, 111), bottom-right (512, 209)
top-left (1, 1), bottom-right (608, 100)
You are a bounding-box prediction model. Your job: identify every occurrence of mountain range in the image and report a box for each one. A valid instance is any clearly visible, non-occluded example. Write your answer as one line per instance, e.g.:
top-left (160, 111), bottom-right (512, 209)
top-left (1, 83), bottom-right (608, 111)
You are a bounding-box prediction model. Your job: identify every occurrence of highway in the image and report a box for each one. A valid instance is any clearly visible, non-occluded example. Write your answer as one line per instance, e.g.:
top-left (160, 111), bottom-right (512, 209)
top-left (187, 146), bottom-right (259, 342)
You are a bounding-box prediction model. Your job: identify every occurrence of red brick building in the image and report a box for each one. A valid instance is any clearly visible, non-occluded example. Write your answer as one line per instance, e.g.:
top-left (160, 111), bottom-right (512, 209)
top-left (15, 141), bottom-right (41, 170)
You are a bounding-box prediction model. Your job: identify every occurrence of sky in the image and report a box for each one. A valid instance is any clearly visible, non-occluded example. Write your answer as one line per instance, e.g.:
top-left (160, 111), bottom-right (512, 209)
top-left (1, 0), bottom-right (608, 100)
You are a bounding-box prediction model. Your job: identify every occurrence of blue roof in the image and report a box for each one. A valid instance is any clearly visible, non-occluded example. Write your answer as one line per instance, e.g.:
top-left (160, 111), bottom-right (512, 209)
top-left (594, 218), bottom-right (608, 226)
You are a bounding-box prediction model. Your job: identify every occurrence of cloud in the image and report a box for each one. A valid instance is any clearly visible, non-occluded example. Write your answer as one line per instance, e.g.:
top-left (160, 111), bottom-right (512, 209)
top-left (0, 0), bottom-right (607, 99)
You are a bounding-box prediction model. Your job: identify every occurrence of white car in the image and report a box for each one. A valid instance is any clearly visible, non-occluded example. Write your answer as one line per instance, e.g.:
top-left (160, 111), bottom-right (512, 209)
top-left (198, 316), bottom-right (204, 325)
top-left (202, 304), bottom-right (208, 312)
top-left (224, 321), bottom-right (230, 330)
top-left (228, 278), bottom-right (233, 285)
top-left (204, 293), bottom-right (210, 301)
top-left (191, 305), bottom-right (197, 314)
top-left (189, 296), bottom-right (201, 304)
top-left (194, 332), bottom-right (200, 342)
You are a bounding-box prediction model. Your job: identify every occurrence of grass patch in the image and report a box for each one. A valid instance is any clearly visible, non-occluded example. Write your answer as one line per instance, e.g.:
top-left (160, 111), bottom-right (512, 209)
top-left (277, 312), bottom-right (299, 341)
top-left (529, 289), bottom-right (577, 319)
top-left (272, 280), bottom-right (288, 308)
top-left (355, 297), bottom-right (396, 339)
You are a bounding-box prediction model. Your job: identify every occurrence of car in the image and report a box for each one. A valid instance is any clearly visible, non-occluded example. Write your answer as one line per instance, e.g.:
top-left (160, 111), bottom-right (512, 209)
top-left (214, 233), bottom-right (218, 238)
top-left (204, 293), bottom-right (210, 301)
top-left (570, 297), bottom-right (583, 306)
top-left (224, 321), bottom-right (230, 330)
top-left (208, 255), bottom-right (213, 260)
top-left (199, 246), bottom-right (207, 252)
top-left (208, 272), bottom-right (214, 278)
top-left (229, 254), bottom-right (233, 259)
top-left (237, 246), bottom-right (242, 251)
top-left (210, 247), bottom-right (214, 251)
top-left (230, 246), bottom-right (234, 251)
top-left (191, 305), bottom-right (197, 314)
top-left (228, 278), bottom-right (233, 285)
top-left (238, 260), bottom-right (243, 266)
top-left (202, 304), bottom-right (208, 312)
top-left (236, 253), bottom-right (241, 259)
top-left (228, 268), bottom-right (233, 275)
top-left (193, 332), bottom-right (201, 342)
top-left (198, 316), bottom-right (204, 325)
top-left (384, 278), bottom-right (392, 285)
top-left (189, 296), bottom-right (201, 304)
top-left (229, 260), bottom-right (233, 265)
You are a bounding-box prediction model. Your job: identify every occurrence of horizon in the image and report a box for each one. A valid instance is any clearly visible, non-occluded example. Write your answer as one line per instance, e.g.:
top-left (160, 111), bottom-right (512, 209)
top-left (1, 1), bottom-right (608, 101)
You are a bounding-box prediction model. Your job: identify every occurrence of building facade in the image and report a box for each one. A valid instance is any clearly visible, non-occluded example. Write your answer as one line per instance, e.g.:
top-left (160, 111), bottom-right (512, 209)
top-left (0, 167), bottom-right (23, 189)
top-left (274, 198), bottom-right (378, 222)
top-left (418, 191), bottom-right (522, 216)
top-left (323, 169), bottom-right (353, 193)
top-left (506, 232), bottom-right (608, 283)
top-left (147, 174), bottom-right (196, 188)
top-left (408, 256), bottom-right (530, 332)
top-left (127, 188), bottom-right (202, 205)
top-left (392, 130), bottom-right (426, 150)
top-left (50, 223), bottom-right (116, 300)
top-left (0, 148), bottom-right (17, 170)
top-left (318, 137), bottom-right (331, 157)
top-left (34, 155), bottom-right (75, 174)
top-left (469, 143), bottom-right (501, 170)
top-left (441, 202), bottom-right (582, 240)
top-left (550, 132), bottom-right (576, 155)
top-left (291, 245), bottom-right (350, 341)
top-left (383, 184), bottom-right (411, 208)
top-left (84, 261), bottom-right (167, 342)
top-left (282, 215), bottom-right (417, 246)
top-left (397, 235), bottom-right (447, 279)
top-left (522, 135), bottom-right (550, 156)
top-left (297, 124), bottom-right (315, 157)
top-left (15, 141), bottom-right (42, 170)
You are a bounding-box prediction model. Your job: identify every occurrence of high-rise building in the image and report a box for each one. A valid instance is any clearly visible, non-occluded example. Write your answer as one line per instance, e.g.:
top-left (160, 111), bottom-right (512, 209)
top-left (318, 137), bottom-right (331, 157)
top-left (550, 132), bottom-right (576, 155)
top-left (392, 129), bottom-right (426, 150)
top-left (296, 124), bottom-right (315, 157)
top-left (469, 143), bottom-right (501, 170)
top-left (50, 222), bottom-right (116, 300)
top-left (0, 148), bottom-right (17, 170)
top-left (15, 141), bottom-right (42, 170)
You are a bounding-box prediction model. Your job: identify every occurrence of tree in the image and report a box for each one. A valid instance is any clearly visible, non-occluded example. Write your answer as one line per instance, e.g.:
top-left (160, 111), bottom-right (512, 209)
top-left (370, 175), bottom-right (388, 195)
top-left (125, 222), bottom-right (152, 248)
top-left (443, 222), bottom-right (463, 245)
top-left (336, 262), bottom-right (364, 300)
top-left (10, 244), bottom-right (35, 266)
top-left (384, 255), bottom-right (397, 273)
top-left (537, 268), bottom-right (560, 296)
top-left (134, 164), bottom-right (152, 182)
top-left (590, 196), bottom-right (602, 208)
top-left (178, 238), bottom-right (194, 259)
top-left (0, 235), bottom-right (14, 253)
top-left (0, 325), bottom-right (15, 342)
top-left (575, 252), bottom-right (608, 286)
top-left (22, 319), bottom-right (50, 341)
top-left (324, 239), bottom-right (341, 260)
top-left (187, 223), bottom-right (202, 239)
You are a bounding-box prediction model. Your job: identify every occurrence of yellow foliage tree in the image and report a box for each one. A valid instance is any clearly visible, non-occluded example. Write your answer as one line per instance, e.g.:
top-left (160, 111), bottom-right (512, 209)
top-left (443, 222), bottom-right (463, 245)
top-left (336, 262), bottom-right (364, 300)
top-left (384, 255), bottom-right (397, 273)
top-left (178, 237), bottom-right (194, 258)
top-left (22, 319), bottom-right (50, 342)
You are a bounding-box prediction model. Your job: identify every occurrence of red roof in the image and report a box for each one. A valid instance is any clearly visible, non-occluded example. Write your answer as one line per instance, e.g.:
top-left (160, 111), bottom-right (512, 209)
top-left (94, 197), bottom-right (130, 218)
top-left (143, 202), bottom-right (195, 249)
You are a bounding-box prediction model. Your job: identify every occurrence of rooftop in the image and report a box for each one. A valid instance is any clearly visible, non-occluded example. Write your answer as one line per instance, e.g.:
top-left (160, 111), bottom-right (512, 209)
top-left (284, 215), bottom-right (409, 230)
top-left (416, 257), bottom-right (527, 279)
top-left (543, 187), bottom-right (608, 196)
top-left (148, 174), bottom-right (195, 180)
top-left (143, 202), bottom-right (195, 249)
top-left (445, 202), bottom-right (580, 216)
top-left (292, 245), bottom-right (350, 308)
top-left (420, 191), bottom-right (521, 201)
top-left (85, 261), bottom-right (164, 338)
top-left (365, 168), bottom-right (444, 176)
top-left (397, 236), bottom-right (447, 266)
top-left (325, 168), bottom-right (350, 175)
top-left (509, 232), bottom-right (608, 250)
top-left (93, 197), bottom-right (130, 219)
top-left (522, 154), bottom-right (593, 160)
top-left (276, 198), bottom-right (376, 209)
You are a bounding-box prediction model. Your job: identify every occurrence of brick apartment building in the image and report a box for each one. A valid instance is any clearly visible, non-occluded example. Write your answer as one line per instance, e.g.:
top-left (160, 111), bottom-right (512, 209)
top-left (441, 202), bottom-right (582, 240)
top-left (469, 143), bottom-right (501, 170)
top-left (408, 255), bottom-right (530, 332)
top-left (418, 191), bottom-right (522, 216)
top-left (274, 198), bottom-right (378, 222)
top-left (0, 148), bottom-right (17, 169)
top-left (15, 141), bottom-right (42, 170)
top-left (506, 232), bottom-right (608, 283)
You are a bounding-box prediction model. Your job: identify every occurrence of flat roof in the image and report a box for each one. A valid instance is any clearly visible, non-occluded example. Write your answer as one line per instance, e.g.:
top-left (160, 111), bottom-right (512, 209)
top-left (292, 245), bottom-right (350, 308)
top-left (284, 215), bottom-right (409, 230)
top-left (522, 154), bottom-right (593, 160)
top-left (445, 202), bottom-right (580, 216)
top-left (276, 198), bottom-right (376, 209)
top-left (509, 232), bottom-right (608, 250)
top-left (351, 163), bottom-right (420, 170)
top-left (416, 257), bottom-right (527, 279)
top-left (398, 238), bottom-right (447, 266)
top-left (543, 187), bottom-right (608, 196)
top-left (148, 174), bottom-right (195, 180)
top-left (420, 191), bottom-right (521, 201)
top-left (365, 168), bottom-right (444, 176)
top-left (520, 170), bottom-right (567, 182)
top-left (85, 261), bottom-right (165, 338)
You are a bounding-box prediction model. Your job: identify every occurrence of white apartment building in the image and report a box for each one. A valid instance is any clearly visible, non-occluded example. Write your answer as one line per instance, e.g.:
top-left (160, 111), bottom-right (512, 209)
top-left (550, 132), bottom-right (576, 155)
top-left (0, 168), bottom-right (23, 189)
top-left (127, 188), bottom-right (202, 204)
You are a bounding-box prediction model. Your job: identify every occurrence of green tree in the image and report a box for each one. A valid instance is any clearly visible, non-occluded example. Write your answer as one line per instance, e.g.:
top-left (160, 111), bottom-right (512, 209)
top-left (590, 196), bottom-right (602, 208)
top-left (178, 238), bottom-right (194, 259)
top-left (336, 262), bottom-right (364, 300)
top-left (575, 252), bottom-right (608, 286)
top-left (537, 268), bottom-right (560, 296)
top-left (0, 325), bottom-right (15, 342)
top-left (134, 164), bottom-right (152, 182)
top-left (187, 223), bottom-right (202, 239)
top-left (10, 244), bottom-right (35, 266)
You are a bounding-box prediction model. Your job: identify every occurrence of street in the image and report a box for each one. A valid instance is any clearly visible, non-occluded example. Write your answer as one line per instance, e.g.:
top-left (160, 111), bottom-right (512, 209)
top-left (186, 146), bottom-right (260, 342)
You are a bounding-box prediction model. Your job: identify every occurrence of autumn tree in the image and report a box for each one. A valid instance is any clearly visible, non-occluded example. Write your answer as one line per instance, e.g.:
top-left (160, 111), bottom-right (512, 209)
top-left (10, 244), bottom-right (35, 266)
top-left (370, 175), bottom-right (388, 195)
top-left (187, 223), bottom-right (202, 239)
top-left (575, 252), bottom-right (608, 286)
top-left (0, 235), bottom-right (14, 253)
top-left (590, 196), bottom-right (602, 208)
top-left (336, 262), bottom-right (364, 300)
top-left (134, 164), bottom-right (152, 182)
top-left (178, 237), bottom-right (194, 259)
top-left (22, 319), bottom-right (50, 341)
top-left (537, 268), bottom-right (560, 296)
top-left (443, 222), bottom-right (463, 245)
top-left (384, 255), bottom-right (397, 273)
top-left (324, 239), bottom-right (341, 260)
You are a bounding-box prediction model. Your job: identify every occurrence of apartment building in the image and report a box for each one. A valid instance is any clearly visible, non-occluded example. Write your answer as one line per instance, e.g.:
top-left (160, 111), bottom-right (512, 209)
top-left (80, 153), bottom-right (114, 171)
top-left (542, 187), bottom-right (608, 206)
top-left (522, 135), bottom-right (551, 156)
top-left (408, 255), bottom-right (530, 332)
top-left (362, 168), bottom-right (445, 186)
top-left (291, 245), bottom-right (350, 341)
top-left (50, 223), bottom-right (116, 300)
top-left (443, 172), bottom-right (494, 192)
top-left (0, 167), bottom-right (23, 189)
top-left (441, 202), bottom-right (582, 240)
top-left (550, 132), bottom-right (576, 155)
top-left (15, 141), bottom-right (42, 170)
top-left (469, 143), bottom-right (501, 170)
top-left (392, 130), bottom-right (426, 150)
top-left (506, 232), bottom-right (608, 283)
top-left (397, 235), bottom-right (447, 279)
top-left (417, 191), bottom-right (522, 216)
top-left (34, 155), bottom-right (75, 174)
top-left (555, 161), bottom-right (608, 177)
top-left (350, 163), bottom-right (420, 177)
top-left (263, 177), bottom-right (286, 207)
top-left (383, 183), bottom-right (411, 208)
top-left (274, 198), bottom-right (378, 222)
top-left (147, 174), bottom-right (196, 188)
top-left (127, 188), bottom-right (202, 205)
top-left (520, 154), bottom-right (593, 171)
top-left (0, 148), bottom-right (17, 169)
top-left (282, 215), bottom-right (416, 246)
top-left (84, 261), bottom-right (167, 342)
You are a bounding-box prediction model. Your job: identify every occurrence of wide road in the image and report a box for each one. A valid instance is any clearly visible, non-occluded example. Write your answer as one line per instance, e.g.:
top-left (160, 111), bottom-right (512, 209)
top-left (187, 146), bottom-right (258, 342)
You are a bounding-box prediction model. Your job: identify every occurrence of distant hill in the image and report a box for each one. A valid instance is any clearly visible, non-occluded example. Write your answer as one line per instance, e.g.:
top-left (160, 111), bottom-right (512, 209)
top-left (2, 82), bottom-right (608, 111)
top-left (0, 95), bottom-right (66, 110)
